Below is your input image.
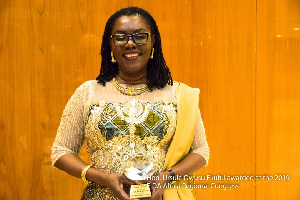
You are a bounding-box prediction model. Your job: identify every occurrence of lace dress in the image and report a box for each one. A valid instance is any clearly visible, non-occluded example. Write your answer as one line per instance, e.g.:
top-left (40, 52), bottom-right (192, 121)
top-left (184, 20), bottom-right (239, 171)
top-left (51, 80), bottom-right (210, 199)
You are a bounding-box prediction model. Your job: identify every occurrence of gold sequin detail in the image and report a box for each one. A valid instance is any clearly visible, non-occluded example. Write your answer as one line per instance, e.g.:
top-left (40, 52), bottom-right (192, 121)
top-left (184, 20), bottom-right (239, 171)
top-left (82, 98), bottom-right (177, 198)
top-left (81, 184), bottom-right (118, 200)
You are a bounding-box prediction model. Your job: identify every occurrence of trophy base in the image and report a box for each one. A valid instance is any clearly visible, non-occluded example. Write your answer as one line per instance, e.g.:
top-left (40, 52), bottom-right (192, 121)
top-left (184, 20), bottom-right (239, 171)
top-left (124, 184), bottom-right (152, 198)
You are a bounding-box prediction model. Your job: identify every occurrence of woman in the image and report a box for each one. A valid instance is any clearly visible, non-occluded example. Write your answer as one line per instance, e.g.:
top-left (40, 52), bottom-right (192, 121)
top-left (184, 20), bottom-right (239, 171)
top-left (52, 7), bottom-right (209, 200)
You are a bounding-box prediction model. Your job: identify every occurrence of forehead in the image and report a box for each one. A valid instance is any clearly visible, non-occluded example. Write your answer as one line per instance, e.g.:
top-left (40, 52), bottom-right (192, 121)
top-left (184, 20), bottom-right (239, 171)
top-left (112, 15), bottom-right (151, 34)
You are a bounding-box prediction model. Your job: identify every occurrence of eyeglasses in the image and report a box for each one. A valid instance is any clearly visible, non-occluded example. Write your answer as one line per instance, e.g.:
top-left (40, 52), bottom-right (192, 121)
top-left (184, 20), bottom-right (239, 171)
top-left (110, 33), bottom-right (151, 47)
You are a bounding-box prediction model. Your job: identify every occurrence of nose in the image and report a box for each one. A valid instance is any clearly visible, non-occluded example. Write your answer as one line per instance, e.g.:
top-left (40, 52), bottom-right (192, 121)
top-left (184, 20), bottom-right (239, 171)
top-left (125, 36), bottom-right (137, 48)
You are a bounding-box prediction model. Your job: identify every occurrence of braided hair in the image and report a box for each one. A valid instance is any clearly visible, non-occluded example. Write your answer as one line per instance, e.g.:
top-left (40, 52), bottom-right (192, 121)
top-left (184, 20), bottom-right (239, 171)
top-left (96, 7), bottom-right (173, 90)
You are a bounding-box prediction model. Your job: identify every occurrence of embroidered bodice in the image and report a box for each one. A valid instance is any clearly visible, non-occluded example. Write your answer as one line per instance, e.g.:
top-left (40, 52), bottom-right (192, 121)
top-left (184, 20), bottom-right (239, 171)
top-left (85, 98), bottom-right (177, 175)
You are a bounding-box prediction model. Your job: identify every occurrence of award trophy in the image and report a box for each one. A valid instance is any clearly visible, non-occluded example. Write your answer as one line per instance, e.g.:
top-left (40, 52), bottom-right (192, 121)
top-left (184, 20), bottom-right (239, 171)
top-left (124, 157), bottom-right (154, 198)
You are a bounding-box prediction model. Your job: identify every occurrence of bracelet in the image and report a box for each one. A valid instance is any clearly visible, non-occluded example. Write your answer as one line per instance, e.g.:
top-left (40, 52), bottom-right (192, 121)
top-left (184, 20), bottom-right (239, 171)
top-left (81, 165), bottom-right (93, 184)
top-left (167, 168), bottom-right (176, 181)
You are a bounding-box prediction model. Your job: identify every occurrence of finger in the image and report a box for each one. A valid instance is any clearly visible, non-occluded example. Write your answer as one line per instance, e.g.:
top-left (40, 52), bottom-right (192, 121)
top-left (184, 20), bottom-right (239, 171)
top-left (135, 180), bottom-right (142, 185)
top-left (140, 180), bottom-right (153, 184)
top-left (150, 188), bottom-right (163, 200)
top-left (112, 188), bottom-right (131, 200)
top-left (120, 175), bottom-right (137, 185)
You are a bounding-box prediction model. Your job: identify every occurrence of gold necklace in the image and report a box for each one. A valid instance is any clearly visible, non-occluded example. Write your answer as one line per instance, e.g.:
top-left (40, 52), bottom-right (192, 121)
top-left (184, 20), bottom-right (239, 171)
top-left (113, 77), bottom-right (149, 96)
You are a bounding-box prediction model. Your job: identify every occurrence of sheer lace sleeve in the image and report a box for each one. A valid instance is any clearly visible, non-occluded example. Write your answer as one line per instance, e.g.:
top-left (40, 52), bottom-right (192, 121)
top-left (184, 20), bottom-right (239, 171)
top-left (51, 82), bottom-right (91, 165)
top-left (190, 108), bottom-right (210, 166)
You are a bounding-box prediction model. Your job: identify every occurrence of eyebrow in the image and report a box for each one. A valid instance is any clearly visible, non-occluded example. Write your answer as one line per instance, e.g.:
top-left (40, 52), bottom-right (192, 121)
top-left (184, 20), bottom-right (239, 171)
top-left (114, 28), bottom-right (147, 34)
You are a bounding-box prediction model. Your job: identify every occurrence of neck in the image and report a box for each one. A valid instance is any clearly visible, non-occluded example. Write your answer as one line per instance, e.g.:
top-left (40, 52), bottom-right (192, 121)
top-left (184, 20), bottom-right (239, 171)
top-left (117, 73), bottom-right (147, 85)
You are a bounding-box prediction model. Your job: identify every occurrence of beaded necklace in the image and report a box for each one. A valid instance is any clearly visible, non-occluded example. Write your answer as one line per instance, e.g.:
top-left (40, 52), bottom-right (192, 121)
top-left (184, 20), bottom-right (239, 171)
top-left (113, 77), bottom-right (149, 96)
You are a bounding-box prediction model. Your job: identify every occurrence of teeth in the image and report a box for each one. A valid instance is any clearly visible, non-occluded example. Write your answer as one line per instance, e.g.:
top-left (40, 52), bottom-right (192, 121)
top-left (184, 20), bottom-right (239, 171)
top-left (125, 53), bottom-right (139, 58)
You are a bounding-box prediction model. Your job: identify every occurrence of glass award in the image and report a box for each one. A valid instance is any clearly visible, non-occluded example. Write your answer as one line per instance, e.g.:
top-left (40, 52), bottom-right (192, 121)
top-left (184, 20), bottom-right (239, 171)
top-left (124, 158), bottom-right (154, 198)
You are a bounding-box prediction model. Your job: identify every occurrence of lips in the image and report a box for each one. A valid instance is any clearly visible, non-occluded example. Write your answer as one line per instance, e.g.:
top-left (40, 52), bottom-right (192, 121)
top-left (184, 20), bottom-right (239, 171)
top-left (124, 53), bottom-right (139, 58)
top-left (123, 52), bottom-right (141, 61)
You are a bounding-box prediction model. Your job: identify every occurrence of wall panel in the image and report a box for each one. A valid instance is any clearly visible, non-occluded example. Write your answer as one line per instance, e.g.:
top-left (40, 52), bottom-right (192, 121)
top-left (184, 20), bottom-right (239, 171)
top-left (256, 0), bottom-right (300, 199)
top-left (195, 0), bottom-right (256, 199)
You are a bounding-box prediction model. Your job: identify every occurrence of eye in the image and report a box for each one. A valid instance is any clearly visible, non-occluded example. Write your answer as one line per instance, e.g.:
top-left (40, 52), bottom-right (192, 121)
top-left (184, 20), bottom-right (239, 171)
top-left (135, 33), bottom-right (147, 40)
top-left (115, 34), bottom-right (127, 41)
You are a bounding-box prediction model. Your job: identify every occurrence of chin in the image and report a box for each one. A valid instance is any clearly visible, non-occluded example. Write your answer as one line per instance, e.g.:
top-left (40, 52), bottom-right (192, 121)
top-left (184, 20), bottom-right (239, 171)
top-left (120, 64), bottom-right (147, 74)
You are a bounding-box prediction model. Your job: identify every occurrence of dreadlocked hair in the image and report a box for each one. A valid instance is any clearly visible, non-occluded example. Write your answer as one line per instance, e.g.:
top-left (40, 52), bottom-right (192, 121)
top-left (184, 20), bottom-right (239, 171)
top-left (96, 7), bottom-right (173, 90)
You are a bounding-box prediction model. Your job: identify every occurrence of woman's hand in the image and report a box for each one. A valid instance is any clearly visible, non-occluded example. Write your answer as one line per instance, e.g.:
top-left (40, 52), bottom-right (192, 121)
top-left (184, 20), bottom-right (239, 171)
top-left (147, 184), bottom-right (164, 200)
top-left (104, 173), bottom-right (139, 200)
top-left (140, 171), bottom-right (171, 200)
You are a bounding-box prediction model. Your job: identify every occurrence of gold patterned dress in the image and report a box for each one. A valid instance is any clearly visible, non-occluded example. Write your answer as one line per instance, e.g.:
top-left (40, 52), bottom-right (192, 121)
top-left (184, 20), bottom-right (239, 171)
top-left (51, 80), bottom-right (210, 200)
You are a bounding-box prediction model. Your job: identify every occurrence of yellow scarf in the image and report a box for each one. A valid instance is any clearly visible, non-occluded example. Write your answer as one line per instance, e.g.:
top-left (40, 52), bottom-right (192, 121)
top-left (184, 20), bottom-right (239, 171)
top-left (163, 82), bottom-right (200, 200)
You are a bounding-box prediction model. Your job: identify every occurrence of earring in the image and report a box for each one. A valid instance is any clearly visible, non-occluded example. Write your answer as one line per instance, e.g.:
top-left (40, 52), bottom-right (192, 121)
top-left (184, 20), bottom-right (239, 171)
top-left (150, 48), bottom-right (154, 59)
top-left (111, 51), bottom-right (116, 63)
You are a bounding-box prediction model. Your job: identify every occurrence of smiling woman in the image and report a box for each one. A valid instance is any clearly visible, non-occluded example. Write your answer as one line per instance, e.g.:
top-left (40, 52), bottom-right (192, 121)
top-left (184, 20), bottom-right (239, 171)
top-left (51, 7), bottom-right (210, 200)
top-left (110, 15), bottom-right (154, 83)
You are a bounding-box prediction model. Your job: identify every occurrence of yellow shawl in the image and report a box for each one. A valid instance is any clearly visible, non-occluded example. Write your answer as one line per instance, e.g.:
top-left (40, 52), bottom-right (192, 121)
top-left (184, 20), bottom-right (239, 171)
top-left (163, 82), bottom-right (200, 200)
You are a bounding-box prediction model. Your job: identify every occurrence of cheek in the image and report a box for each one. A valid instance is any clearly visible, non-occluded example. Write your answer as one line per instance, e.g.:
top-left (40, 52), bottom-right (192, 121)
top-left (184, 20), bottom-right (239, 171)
top-left (144, 45), bottom-right (153, 55)
top-left (112, 48), bottom-right (122, 58)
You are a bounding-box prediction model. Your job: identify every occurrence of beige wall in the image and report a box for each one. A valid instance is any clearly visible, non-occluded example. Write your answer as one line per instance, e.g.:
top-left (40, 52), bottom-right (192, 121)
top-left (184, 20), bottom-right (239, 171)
top-left (0, 0), bottom-right (299, 199)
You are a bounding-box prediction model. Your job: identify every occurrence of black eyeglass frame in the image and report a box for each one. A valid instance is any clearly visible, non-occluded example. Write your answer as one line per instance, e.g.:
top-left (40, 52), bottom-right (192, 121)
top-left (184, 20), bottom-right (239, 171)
top-left (110, 32), bottom-right (152, 47)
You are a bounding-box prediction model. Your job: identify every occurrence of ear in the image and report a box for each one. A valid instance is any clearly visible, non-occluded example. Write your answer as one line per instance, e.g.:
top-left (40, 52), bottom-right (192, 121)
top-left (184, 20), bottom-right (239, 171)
top-left (151, 34), bottom-right (155, 47)
top-left (109, 37), bottom-right (113, 49)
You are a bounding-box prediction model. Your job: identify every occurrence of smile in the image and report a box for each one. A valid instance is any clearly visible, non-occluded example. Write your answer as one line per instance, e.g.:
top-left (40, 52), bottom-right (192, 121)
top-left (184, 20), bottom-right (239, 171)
top-left (124, 53), bottom-right (140, 58)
